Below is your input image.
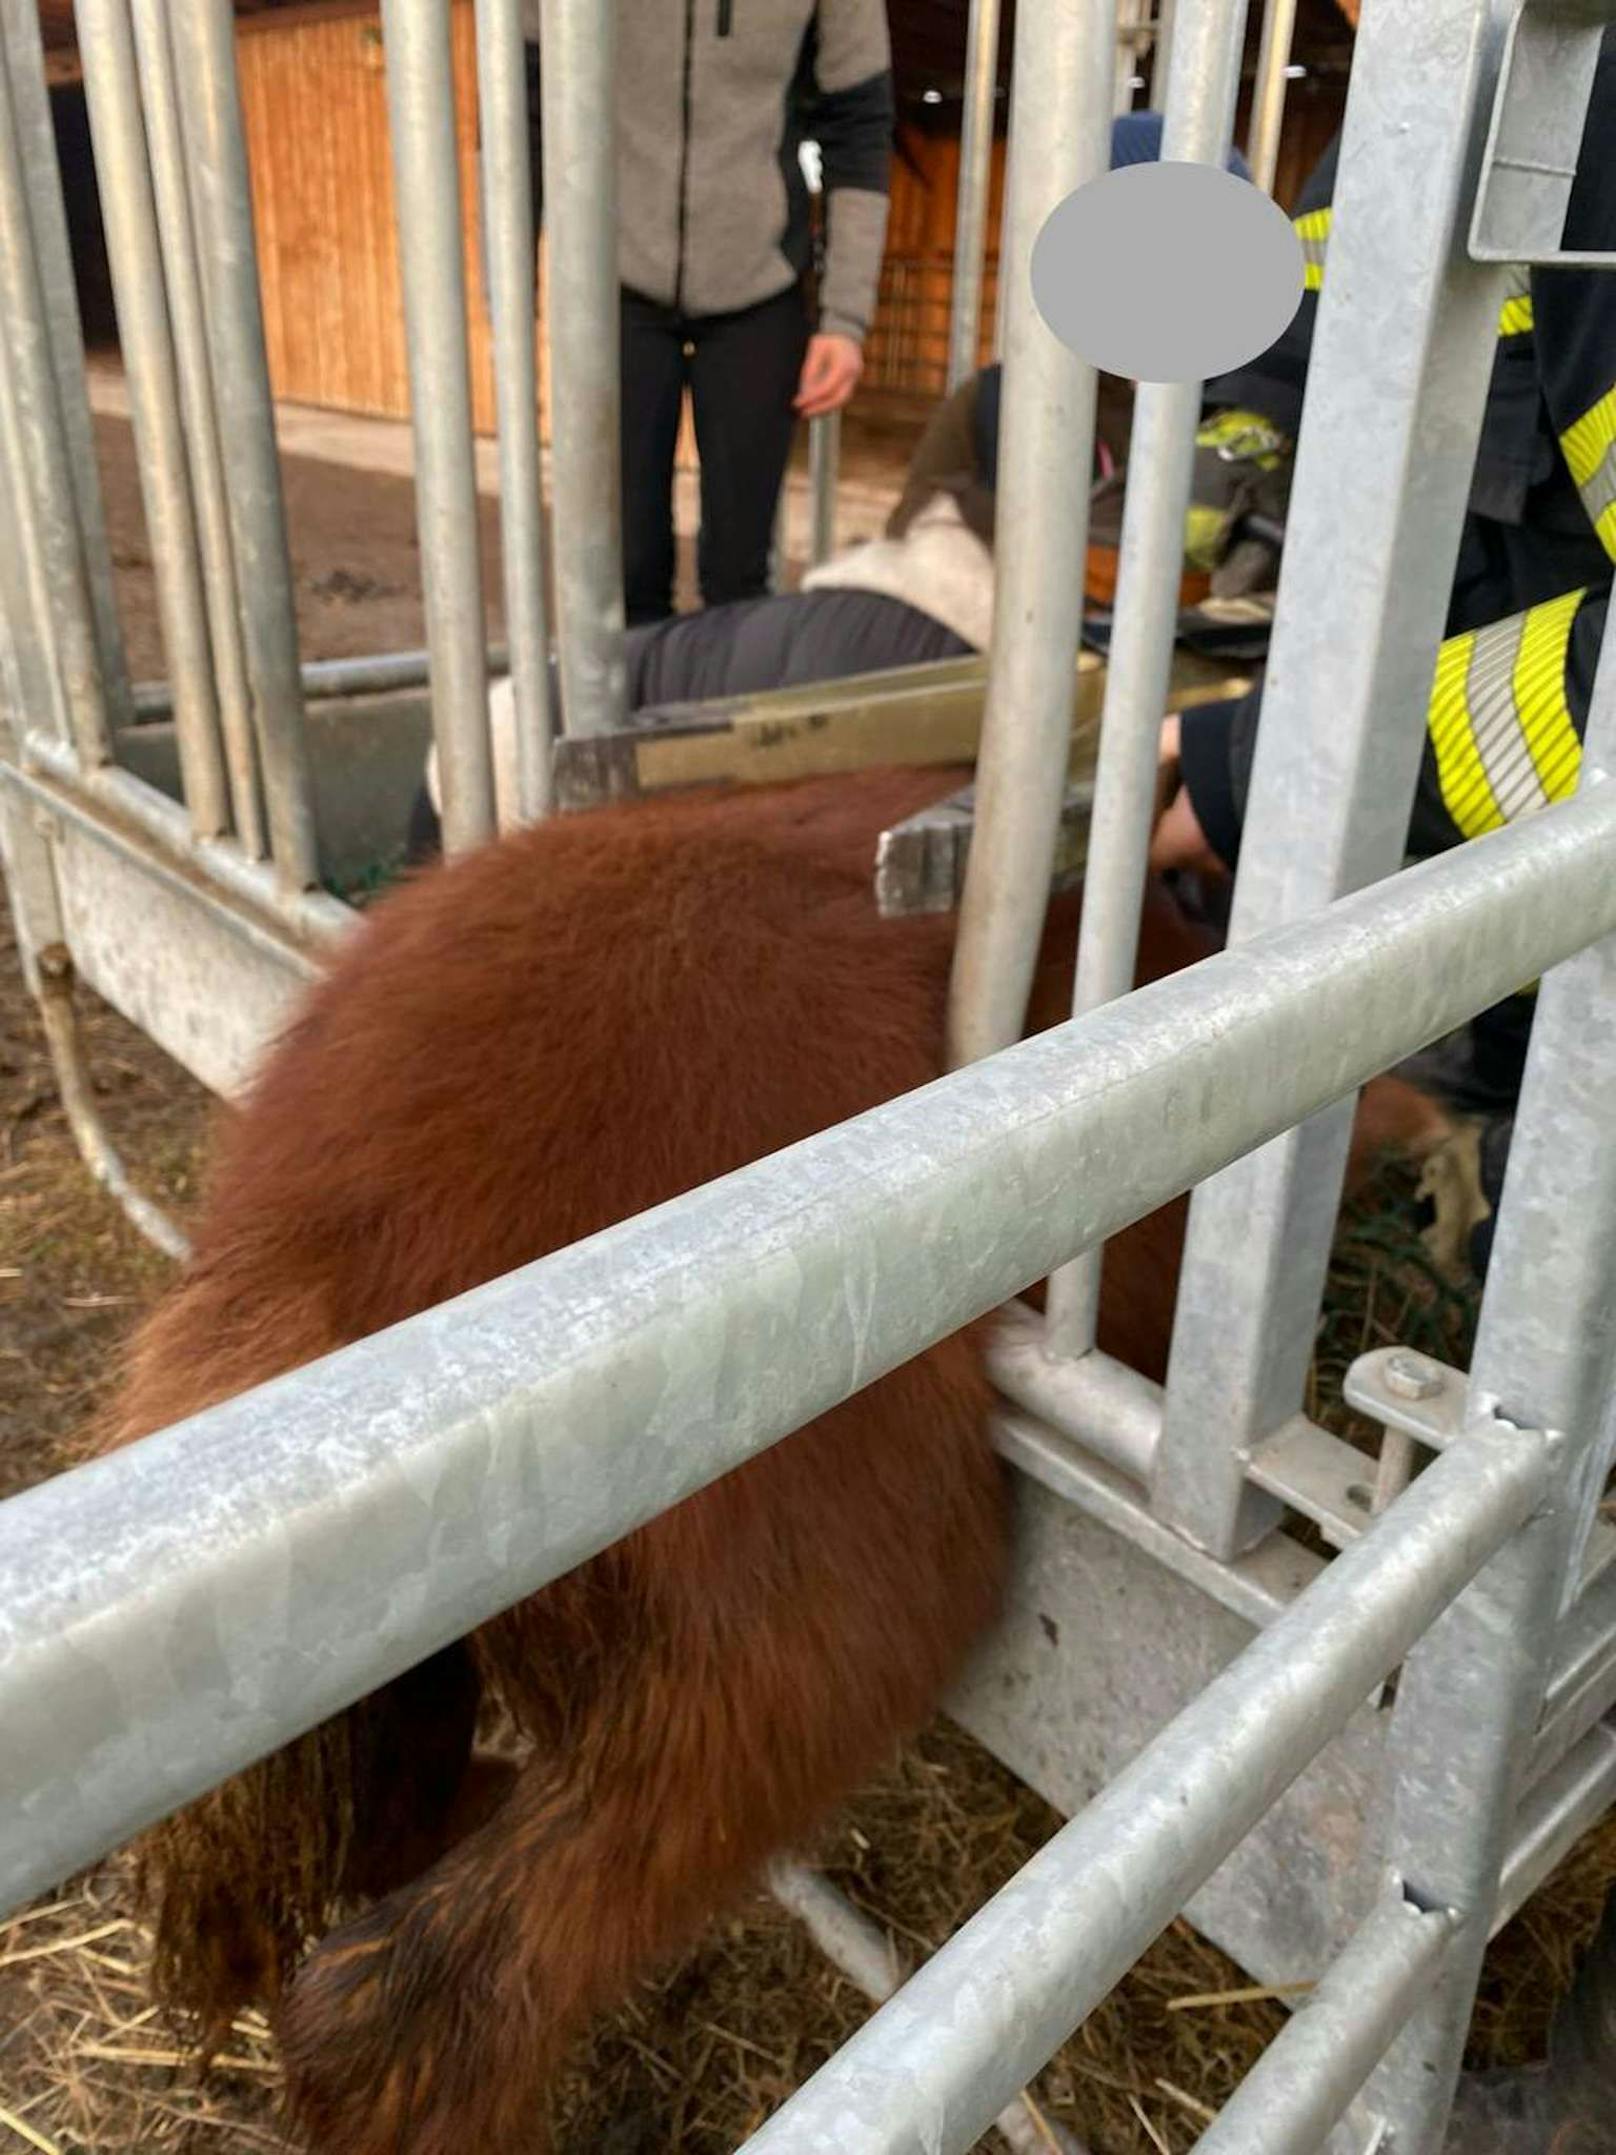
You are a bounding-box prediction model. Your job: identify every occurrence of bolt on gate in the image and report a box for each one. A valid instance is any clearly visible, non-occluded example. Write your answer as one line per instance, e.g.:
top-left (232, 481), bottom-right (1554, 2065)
top-left (3, 0), bottom-right (1616, 2149)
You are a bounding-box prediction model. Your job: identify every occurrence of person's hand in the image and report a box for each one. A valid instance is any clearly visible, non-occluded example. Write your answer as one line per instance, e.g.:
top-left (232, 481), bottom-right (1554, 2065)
top-left (795, 334), bottom-right (864, 419)
top-left (1150, 712), bottom-right (1226, 877)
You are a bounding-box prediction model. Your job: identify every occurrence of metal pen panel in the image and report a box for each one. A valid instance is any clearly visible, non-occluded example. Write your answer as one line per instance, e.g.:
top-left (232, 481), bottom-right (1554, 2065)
top-left (75, 0), bottom-right (230, 841)
top-left (0, 28), bottom-right (112, 768)
top-left (1246, 0), bottom-right (1299, 198)
top-left (0, 0), bottom-right (131, 732)
top-left (5, 783), bottom-right (1616, 1911)
top-left (1043, 0), bottom-right (1249, 1359)
top-left (539, 0), bottom-right (628, 739)
top-left (946, 0), bottom-right (1115, 1068)
top-left (167, 0), bottom-right (318, 891)
top-left (1154, 0), bottom-right (1518, 1559)
top-left (947, 0), bottom-right (1000, 390)
top-left (379, 0), bottom-right (495, 854)
top-left (1361, 603), bottom-right (1616, 2154)
top-left (476, 0), bottom-right (554, 824)
top-left (128, 0), bottom-right (264, 859)
top-left (739, 1428), bottom-right (1541, 2155)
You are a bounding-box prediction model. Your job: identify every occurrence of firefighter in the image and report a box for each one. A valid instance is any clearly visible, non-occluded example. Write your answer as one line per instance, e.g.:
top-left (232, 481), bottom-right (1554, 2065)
top-left (1151, 24), bottom-right (1616, 1289)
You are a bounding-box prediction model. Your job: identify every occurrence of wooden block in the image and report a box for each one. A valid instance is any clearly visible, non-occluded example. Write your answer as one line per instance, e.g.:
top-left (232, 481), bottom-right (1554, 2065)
top-left (552, 649), bottom-right (1251, 810)
top-left (874, 779), bottom-right (1098, 919)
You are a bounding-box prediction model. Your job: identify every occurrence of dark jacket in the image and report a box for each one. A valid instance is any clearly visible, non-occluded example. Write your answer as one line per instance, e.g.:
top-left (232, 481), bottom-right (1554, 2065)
top-left (520, 0), bottom-right (893, 339)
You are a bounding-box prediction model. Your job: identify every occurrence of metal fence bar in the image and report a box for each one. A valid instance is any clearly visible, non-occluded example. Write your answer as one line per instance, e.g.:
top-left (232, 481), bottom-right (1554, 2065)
top-left (1149, 0), bottom-right (1176, 114)
top-left (3, 784), bottom-right (1616, 1912)
top-left (0, 377), bottom-right (65, 744)
top-left (131, 642), bottom-right (514, 718)
top-left (1042, 0), bottom-right (1248, 1358)
top-left (738, 1427), bottom-right (1542, 2155)
top-left (947, 0), bottom-right (1000, 389)
top-left (769, 1863), bottom-right (1088, 2155)
top-left (31, 945), bottom-right (194, 1262)
top-left (1188, 1889), bottom-right (1454, 2155)
top-left (75, 0), bottom-right (231, 841)
top-left (0, 28), bottom-right (112, 769)
top-left (946, 0), bottom-right (1114, 1068)
top-left (0, 284), bottom-right (71, 746)
top-left (476, 0), bottom-right (553, 824)
top-left (128, 0), bottom-right (264, 859)
top-left (539, 0), bottom-right (628, 739)
top-left (0, 0), bottom-right (132, 733)
top-left (1245, 0), bottom-right (1299, 196)
top-left (379, 0), bottom-right (495, 855)
top-left (809, 411), bottom-right (841, 568)
top-left (168, 0), bottom-right (318, 890)
top-left (1361, 605), bottom-right (1616, 2152)
top-left (1153, 0), bottom-right (1517, 1559)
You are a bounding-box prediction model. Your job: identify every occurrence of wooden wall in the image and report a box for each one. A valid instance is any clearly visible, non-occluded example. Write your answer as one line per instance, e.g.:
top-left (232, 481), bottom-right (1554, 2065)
top-left (864, 128), bottom-right (1009, 403)
top-left (236, 0), bottom-right (508, 432)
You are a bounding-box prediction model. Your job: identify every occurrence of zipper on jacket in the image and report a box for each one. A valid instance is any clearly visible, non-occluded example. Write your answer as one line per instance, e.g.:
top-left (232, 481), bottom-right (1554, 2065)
top-left (717, 0), bottom-right (732, 33)
top-left (674, 0), bottom-right (697, 309)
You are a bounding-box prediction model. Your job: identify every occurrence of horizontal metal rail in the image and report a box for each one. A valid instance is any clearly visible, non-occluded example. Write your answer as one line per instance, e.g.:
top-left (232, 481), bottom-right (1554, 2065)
top-left (739, 1425), bottom-right (1545, 2153)
top-left (1, 784), bottom-right (1614, 1913)
top-left (988, 1316), bottom-right (1161, 1485)
top-left (129, 644), bottom-right (512, 719)
top-left (1187, 1888), bottom-right (1454, 2155)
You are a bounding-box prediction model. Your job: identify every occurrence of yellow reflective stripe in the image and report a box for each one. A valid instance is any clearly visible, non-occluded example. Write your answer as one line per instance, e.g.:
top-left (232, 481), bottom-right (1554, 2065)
top-left (1294, 206), bottom-right (1330, 293)
top-left (1496, 268), bottom-right (1533, 338)
top-left (1463, 609), bottom-right (1543, 822)
top-left (1561, 384), bottom-right (1616, 561)
top-left (1513, 588), bottom-right (1584, 802)
top-left (1430, 627), bottom-right (1503, 839)
top-left (1429, 593), bottom-right (1588, 842)
top-left (1299, 214), bottom-right (1531, 345)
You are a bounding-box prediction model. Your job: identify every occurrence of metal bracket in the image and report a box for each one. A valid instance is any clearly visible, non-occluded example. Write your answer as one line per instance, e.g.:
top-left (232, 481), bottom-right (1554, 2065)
top-left (1469, 0), bottom-right (1616, 268)
top-left (1343, 1348), bottom-right (1467, 1453)
top-left (1249, 1354), bottom-right (1468, 1553)
top-left (1248, 1415), bottom-right (1391, 1552)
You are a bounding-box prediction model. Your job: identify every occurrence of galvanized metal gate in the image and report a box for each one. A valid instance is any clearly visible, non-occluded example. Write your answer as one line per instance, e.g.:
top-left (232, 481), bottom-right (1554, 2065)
top-left (2, 1), bottom-right (1616, 2151)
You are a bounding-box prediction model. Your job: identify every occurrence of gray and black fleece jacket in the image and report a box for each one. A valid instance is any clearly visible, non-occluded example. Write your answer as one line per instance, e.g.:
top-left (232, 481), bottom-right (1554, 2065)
top-left (519, 0), bottom-right (894, 341)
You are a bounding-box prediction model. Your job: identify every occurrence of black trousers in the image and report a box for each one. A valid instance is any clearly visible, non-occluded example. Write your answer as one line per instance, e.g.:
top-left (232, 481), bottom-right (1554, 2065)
top-left (620, 283), bottom-right (810, 628)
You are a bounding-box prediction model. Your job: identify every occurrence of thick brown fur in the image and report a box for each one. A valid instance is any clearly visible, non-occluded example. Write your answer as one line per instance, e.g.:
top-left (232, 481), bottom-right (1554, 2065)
top-left (91, 768), bottom-right (1450, 2153)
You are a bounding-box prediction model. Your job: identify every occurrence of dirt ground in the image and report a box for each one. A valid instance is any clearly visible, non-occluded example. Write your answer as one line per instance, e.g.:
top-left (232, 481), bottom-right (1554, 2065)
top-left (2, 418), bottom-right (1613, 2154)
top-left (89, 393), bottom-right (928, 690)
top-left (92, 408), bottom-right (506, 684)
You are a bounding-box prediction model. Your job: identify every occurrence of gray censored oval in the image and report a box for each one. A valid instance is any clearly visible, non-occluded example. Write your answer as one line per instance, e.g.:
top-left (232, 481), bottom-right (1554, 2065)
top-left (1031, 161), bottom-right (1305, 383)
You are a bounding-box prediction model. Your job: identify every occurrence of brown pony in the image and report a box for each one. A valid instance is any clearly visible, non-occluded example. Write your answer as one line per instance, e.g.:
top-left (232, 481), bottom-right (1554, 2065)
top-left (93, 767), bottom-right (1448, 2153)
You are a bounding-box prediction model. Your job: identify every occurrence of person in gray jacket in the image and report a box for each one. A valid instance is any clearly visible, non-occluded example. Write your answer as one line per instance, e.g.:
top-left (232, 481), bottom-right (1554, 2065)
top-left (522, 0), bottom-right (894, 626)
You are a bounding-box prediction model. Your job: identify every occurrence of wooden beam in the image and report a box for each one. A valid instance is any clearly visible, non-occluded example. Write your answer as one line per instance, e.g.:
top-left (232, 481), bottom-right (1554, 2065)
top-left (553, 648), bottom-right (1251, 810)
